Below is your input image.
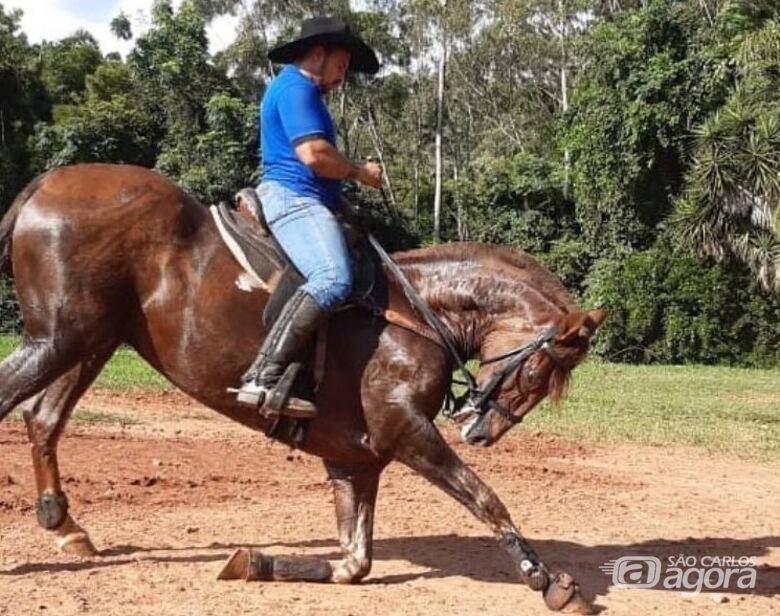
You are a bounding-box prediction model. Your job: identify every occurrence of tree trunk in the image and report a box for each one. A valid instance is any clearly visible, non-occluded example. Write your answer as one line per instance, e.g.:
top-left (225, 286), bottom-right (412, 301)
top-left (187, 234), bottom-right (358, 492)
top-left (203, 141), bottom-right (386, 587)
top-left (559, 0), bottom-right (570, 198)
top-left (414, 85), bottom-right (421, 229)
top-left (413, 11), bottom-right (424, 232)
top-left (251, 9), bottom-right (276, 79)
top-left (339, 85), bottom-right (350, 157)
top-left (454, 160), bottom-right (465, 240)
top-left (698, 0), bottom-right (714, 25)
top-left (366, 107), bottom-right (397, 211)
top-left (433, 9), bottom-right (447, 243)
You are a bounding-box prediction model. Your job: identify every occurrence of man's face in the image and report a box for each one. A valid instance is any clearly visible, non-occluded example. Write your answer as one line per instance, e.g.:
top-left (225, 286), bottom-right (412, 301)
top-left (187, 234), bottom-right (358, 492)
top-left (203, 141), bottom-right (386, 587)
top-left (318, 48), bottom-right (351, 93)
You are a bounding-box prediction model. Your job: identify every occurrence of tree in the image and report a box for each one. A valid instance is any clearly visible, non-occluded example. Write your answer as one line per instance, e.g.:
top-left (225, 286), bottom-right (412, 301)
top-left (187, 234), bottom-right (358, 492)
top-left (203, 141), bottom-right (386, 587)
top-left (673, 0), bottom-right (780, 291)
top-left (563, 0), bottom-right (729, 256)
top-left (30, 94), bottom-right (157, 169)
top-left (158, 92), bottom-right (258, 203)
top-left (110, 12), bottom-right (133, 41)
top-left (36, 30), bottom-right (103, 106)
top-left (129, 0), bottom-right (245, 199)
top-left (29, 43), bottom-right (154, 170)
top-left (0, 4), bottom-right (47, 213)
top-left (584, 239), bottom-right (780, 366)
top-left (130, 1), bottom-right (220, 135)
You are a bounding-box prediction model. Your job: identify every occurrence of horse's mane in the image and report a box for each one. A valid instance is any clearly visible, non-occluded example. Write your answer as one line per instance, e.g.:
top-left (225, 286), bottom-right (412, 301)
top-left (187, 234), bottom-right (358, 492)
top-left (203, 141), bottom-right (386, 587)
top-left (394, 242), bottom-right (578, 315)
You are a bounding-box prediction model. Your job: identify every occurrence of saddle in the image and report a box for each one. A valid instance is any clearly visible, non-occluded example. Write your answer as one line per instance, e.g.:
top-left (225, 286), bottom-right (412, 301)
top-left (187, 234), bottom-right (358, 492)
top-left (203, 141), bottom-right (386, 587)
top-left (210, 189), bottom-right (378, 327)
top-left (211, 189), bottom-right (443, 448)
top-left (210, 189), bottom-right (384, 448)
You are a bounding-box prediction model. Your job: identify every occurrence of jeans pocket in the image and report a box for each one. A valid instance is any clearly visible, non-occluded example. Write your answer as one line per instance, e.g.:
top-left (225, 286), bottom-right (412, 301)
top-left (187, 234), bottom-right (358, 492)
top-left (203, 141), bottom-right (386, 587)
top-left (259, 182), bottom-right (289, 225)
top-left (286, 196), bottom-right (317, 219)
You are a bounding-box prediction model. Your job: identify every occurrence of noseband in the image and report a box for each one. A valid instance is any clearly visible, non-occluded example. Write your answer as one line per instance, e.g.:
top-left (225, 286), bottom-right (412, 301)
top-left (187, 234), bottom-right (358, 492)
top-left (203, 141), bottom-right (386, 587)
top-left (367, 233), bottom-right (560, 428)
top-left (448, 325), bottom-right (560, 426)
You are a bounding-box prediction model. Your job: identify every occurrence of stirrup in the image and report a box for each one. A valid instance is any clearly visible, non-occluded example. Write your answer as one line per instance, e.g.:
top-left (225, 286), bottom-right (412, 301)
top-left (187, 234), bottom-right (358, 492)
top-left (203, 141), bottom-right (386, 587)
top-left (231, 363), bottom-right (317, 419)
top-left (232, 381), bottom-right (269, 408)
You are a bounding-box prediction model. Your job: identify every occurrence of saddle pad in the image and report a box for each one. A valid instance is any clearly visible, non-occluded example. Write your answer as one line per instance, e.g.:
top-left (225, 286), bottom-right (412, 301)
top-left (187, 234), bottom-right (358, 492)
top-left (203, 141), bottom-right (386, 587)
top-left (210, 203), bottom-right (287, 291)
top-left (211, 198), bottom-right (379, 327)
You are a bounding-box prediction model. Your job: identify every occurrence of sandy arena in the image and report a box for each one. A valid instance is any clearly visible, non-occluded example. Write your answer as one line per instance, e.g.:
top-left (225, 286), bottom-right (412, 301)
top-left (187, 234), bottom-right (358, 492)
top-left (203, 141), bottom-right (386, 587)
top-left (1, 389), bottom-right (778, 615)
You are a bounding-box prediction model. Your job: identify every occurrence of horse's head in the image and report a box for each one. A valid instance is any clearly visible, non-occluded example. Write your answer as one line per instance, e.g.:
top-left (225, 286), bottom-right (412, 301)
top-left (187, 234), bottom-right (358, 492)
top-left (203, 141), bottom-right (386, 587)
top-left (460, 308), bottom-right (607, 447)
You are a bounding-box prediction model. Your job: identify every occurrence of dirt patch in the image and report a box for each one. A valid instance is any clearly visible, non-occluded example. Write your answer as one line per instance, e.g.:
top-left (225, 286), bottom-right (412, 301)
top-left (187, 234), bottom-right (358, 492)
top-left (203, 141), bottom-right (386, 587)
top-left (1, 396), bottom-right (778, 616)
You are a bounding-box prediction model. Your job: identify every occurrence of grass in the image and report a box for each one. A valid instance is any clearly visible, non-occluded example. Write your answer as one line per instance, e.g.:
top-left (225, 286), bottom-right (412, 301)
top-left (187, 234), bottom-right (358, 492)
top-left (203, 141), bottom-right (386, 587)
top-left (525, 360), bottom-right (780, 461)
top-left (1, 336), bottom-right (778, 460)
top-left (0, 336), bottom-right (170, 390)
top-left (71, 408), bottom-right (141, 426)
top-left (94, 345), bottom-right (171, 389)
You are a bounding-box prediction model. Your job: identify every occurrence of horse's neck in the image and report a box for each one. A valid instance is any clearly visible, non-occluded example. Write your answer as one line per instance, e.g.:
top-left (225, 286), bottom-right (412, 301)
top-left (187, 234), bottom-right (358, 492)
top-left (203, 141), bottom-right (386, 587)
top-left (393, 246), bottom-right (577, 361)
top-left (397, 261), bottom-right (503, 359)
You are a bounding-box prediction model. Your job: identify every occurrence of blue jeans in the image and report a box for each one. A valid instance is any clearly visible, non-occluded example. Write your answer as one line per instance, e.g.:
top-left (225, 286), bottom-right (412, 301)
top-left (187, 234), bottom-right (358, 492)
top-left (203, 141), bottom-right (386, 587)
top-left (256, 181), bottom-right (352, 311)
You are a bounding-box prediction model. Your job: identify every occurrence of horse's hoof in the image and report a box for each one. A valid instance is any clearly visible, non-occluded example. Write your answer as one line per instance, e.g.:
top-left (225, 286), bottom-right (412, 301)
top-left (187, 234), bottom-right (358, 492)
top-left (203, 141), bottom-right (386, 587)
top-left (544, 572), bottom-right (596, 614)
top-left (218, 548), bottom-right (277, 581)
top-left (561, 588), bottom-right (598, 614)
top-left (218, 548), bottom-right (251, 580)
top-left (57, 532), bottom-right (97, 557)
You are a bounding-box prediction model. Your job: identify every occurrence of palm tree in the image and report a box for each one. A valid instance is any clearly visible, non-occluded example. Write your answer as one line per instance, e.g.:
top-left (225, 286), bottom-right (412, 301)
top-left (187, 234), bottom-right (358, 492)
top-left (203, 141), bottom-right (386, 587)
top-left (673, 1), bottom-right (780, 292)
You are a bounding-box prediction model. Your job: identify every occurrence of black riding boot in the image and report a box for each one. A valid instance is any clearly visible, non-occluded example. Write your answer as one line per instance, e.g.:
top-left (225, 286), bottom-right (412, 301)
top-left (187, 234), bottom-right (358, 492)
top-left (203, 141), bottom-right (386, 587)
top-left (236, 289), bottom-right (325, 418)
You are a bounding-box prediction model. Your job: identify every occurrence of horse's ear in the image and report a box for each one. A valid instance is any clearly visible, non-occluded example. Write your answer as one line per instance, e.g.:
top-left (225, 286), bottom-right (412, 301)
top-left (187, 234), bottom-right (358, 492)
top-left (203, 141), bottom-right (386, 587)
top-left (557, 308), bottom-right (608, 345)
top-left (579, 308), bottom-right (608, 340)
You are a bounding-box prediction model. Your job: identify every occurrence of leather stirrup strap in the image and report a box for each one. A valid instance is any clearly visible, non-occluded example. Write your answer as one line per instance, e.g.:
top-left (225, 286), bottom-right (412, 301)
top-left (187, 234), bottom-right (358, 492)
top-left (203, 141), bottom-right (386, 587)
top-left (313, 324), bottom-right (328, 390)
top-left (381, 309), bottom-right (445, 349)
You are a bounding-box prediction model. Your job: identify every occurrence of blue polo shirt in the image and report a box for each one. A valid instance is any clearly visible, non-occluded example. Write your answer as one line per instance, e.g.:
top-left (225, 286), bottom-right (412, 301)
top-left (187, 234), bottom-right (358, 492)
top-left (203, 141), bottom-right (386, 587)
top-left (259, 64), bottom-right (341, 209)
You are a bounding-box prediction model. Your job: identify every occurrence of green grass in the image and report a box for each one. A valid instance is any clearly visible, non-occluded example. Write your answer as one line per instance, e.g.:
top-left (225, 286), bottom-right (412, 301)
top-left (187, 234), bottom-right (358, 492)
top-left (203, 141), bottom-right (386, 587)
top-left (0, 335), bottom-right (18, 357)
top-left (95, 345), bottom-right (171, 389)
top-left (0, 336), bottom-right (171, 390)
top-left (71, 408), bottom-right (141, 426)
top-left (1, 336), bottom-right (778, 460)
top-left (525, 360), bottom-right (780, 461)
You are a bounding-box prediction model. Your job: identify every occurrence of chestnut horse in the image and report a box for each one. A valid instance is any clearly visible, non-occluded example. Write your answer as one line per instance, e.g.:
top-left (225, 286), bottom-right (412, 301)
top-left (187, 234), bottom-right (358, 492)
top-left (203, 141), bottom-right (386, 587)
top-left (0, 164), bottom-right (604, 612)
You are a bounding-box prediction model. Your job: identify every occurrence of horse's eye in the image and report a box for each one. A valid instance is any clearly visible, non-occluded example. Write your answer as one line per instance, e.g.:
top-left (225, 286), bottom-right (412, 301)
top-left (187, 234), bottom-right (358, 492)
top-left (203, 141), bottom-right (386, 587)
top-left (520, 361), bottom-right (545, 390)
top-left (517, 366), bottom-right (534, 389)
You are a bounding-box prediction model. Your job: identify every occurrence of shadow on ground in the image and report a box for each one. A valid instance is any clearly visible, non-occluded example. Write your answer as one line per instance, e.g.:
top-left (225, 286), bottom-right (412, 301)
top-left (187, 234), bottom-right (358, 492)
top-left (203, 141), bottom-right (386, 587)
top-left (3, 534), bottom-right (778, 600)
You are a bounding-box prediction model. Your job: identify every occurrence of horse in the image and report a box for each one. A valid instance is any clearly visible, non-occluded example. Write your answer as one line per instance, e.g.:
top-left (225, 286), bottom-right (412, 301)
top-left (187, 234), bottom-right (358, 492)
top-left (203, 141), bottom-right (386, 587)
top-left (0, 164), bottom-right (605, 612)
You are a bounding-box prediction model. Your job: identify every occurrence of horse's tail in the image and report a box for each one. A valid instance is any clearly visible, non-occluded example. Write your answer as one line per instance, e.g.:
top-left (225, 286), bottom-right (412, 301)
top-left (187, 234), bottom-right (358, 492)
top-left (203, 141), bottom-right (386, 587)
top-left (0, 174), bottom-right (45, 277)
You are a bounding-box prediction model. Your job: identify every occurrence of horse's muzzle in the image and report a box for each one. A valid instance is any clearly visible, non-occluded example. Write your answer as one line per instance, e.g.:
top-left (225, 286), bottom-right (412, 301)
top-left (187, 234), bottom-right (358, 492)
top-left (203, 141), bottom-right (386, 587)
top-left (461, 412), bottom-right (493, 447)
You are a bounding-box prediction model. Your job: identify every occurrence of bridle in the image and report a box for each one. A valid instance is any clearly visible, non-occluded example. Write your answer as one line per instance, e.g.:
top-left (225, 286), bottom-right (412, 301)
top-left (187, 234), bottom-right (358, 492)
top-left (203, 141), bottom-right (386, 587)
top-left (447, 324), bottom-right (561, 426)
top-left (366, 232), bottom-right (563, 427)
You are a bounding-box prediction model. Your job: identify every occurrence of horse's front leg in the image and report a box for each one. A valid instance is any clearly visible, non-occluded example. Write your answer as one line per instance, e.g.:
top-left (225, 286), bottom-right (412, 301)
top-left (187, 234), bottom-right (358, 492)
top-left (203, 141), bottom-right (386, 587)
top-left (395, 419), bottom-right (594, 614)
top-left (217, 463), bottom-right (380, 584)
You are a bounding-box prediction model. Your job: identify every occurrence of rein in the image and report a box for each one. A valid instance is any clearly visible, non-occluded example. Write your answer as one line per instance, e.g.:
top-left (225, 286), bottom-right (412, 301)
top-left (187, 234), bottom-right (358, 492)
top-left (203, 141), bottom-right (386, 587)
top-left (448, 325), bottom-right (559, 425)
top-left (365, 232), bottom-right (559, 425)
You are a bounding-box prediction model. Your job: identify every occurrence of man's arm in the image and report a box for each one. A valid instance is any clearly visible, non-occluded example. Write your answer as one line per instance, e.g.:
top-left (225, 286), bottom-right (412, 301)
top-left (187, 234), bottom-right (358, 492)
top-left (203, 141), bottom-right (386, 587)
top-left (295, 138), bottom-right (383, 189)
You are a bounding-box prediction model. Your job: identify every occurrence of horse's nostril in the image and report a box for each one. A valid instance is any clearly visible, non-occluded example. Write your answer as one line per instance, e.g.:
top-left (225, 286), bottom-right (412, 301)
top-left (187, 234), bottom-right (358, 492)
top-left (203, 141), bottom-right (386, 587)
top-left (468, 435), bottom-right (489, 447)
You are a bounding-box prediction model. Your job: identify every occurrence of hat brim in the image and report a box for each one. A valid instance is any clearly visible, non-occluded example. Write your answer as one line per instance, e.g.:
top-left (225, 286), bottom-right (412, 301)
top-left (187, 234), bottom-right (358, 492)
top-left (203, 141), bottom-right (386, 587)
top-left (268, 32), bottom-right (379, 75)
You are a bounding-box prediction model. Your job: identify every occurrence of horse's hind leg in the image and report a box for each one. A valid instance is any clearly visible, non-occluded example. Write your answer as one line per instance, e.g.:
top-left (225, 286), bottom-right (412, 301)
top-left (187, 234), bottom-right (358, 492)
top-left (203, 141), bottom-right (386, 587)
top-left (0, 338), bottom-right (80, 422)
top-left (218, 464), bottom-right (381, 584)
top-left (21, 344), bottom-right (116, 557)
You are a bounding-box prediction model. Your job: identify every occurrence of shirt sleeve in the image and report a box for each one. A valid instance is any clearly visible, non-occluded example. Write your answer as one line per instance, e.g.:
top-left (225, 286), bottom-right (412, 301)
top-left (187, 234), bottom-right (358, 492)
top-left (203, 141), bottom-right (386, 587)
top-left (277, 83), bottom-right (329, 146)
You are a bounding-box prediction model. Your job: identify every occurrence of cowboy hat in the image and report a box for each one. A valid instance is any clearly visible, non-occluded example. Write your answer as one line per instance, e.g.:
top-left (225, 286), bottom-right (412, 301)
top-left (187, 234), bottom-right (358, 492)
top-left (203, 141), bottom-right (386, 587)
top-left (268, 16), bottom-right (379, 75)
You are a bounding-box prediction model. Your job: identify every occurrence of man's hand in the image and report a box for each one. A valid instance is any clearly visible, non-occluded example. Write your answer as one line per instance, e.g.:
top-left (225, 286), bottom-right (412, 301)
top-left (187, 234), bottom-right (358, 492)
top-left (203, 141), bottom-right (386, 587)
top-left (295, 138), bottom-right (384, 189)
top-left (355, 161), bottom-right (383, 189)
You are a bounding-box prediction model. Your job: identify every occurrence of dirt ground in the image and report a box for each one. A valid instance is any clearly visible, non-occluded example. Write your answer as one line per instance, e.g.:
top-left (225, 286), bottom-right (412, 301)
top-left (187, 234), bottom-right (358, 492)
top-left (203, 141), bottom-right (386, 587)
top-left (1, 389), bottom-right (778, 616)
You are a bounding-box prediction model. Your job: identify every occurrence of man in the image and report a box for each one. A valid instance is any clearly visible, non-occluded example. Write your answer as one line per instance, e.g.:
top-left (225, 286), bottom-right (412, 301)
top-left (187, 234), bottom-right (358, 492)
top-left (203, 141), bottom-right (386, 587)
top-left (235, 16), bottom-right (383, 418)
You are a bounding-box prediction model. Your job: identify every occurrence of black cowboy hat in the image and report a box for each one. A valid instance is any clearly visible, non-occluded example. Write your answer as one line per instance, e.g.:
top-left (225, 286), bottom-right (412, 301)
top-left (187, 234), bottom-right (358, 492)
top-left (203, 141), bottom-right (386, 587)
top-left (268, 16), bottom-right (379, 75)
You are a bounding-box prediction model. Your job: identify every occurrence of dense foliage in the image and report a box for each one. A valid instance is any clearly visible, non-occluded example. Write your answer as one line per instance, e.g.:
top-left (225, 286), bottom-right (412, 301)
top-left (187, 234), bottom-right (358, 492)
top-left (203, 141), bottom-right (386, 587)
top-left (585, 239), bottom-right (780, 365)
top-left (0, 0), bottom-right (778, 365)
